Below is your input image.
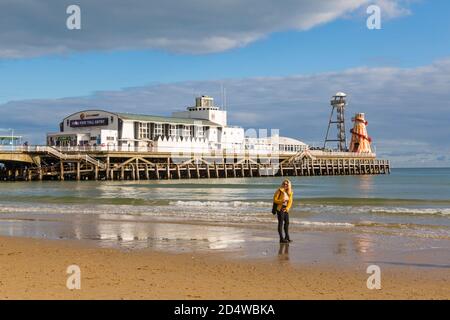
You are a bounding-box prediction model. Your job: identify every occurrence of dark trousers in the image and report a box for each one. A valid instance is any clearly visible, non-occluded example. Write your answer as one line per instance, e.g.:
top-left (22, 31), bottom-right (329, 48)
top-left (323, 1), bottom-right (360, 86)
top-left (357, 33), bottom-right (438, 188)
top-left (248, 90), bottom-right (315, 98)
top-left (277, 211), bottom-right (290, 241)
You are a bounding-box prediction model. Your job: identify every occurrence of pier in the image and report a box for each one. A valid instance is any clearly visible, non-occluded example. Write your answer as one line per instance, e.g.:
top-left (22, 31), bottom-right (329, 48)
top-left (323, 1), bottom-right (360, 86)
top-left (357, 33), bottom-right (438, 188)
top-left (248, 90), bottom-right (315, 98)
top-left (0, 146), bottom-right (390, 181)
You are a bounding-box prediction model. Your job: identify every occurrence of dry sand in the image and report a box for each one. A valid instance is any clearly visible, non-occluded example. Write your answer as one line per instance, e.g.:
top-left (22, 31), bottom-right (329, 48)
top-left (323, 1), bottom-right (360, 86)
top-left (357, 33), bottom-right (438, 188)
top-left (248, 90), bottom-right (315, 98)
top-left (0, 236), bottom-right (448, 300)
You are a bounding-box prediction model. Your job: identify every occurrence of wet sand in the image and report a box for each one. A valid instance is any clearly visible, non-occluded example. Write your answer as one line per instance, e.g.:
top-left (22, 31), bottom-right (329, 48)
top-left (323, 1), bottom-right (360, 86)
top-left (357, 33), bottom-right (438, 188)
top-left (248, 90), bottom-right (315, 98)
top-left (0, 235), bottom-right (449, 300)
top-left (1, 215), bottom-right (449, 268)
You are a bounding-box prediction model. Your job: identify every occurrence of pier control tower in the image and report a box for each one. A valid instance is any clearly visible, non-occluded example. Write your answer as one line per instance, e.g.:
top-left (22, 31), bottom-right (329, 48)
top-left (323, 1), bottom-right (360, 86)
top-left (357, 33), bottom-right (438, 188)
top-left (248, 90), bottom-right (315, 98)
top-left (324, 92), bottom-right (348, 152)
top-left (172, 95), bottom-right (227, 126)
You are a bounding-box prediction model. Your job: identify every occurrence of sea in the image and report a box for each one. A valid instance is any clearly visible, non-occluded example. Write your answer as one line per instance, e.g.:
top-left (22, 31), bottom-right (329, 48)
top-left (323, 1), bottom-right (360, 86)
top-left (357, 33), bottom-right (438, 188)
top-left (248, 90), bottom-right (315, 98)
top-left (0, 168), bottom-right (449, 264)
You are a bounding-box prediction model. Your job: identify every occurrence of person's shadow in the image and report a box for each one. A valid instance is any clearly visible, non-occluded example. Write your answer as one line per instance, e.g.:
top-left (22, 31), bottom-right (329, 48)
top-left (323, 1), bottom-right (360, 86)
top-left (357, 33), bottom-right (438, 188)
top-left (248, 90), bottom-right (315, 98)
top-left (278, 243), bottom-right (290, 261)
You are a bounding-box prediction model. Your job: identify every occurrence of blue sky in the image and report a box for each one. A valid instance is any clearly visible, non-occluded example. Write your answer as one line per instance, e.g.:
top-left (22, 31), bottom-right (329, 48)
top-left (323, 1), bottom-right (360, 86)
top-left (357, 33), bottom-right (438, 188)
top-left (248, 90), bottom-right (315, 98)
top-left (1, 0), bottom-right (449, 103)
top-left (0, 0), bottom-right (449, 167)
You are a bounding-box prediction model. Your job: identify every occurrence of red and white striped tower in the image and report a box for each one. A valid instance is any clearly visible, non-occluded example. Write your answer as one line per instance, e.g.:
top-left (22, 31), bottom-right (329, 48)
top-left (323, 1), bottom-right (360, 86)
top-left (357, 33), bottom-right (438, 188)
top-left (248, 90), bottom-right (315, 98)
top-left (349, 113), bottom-right (372, 153)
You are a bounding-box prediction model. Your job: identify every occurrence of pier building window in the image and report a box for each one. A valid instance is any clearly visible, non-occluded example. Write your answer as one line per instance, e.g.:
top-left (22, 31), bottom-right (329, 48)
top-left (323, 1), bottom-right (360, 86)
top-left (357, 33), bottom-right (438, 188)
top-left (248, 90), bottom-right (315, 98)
top-left (153, 123), bottom-right (163, 137)
top-left (169, 125), bottom-right (177, 137)
top-left (195, 126), bottom-right (204, 138)
top-left (138, 122), bottom-right (149, 139)
top-left (181, 125), bottom-right (191, 138)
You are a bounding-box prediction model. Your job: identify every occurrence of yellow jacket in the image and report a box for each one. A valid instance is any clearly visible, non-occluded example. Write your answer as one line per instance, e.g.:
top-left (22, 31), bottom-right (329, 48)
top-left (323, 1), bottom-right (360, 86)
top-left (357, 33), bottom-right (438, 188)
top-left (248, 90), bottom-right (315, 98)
top-left (273, 188), bottom-right (294, 213)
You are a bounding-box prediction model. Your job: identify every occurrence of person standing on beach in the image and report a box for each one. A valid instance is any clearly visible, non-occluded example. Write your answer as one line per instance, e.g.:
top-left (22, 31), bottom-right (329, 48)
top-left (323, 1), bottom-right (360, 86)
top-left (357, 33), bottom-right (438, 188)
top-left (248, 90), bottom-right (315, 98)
top-left (273, 179), bottom-right (294, 243)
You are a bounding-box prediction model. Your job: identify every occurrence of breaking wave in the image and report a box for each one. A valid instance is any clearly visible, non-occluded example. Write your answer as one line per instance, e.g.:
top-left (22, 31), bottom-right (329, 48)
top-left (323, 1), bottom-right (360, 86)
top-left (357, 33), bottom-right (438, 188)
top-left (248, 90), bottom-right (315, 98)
top-left (169, 200), bottom-right (270, 208)
top-left (370, 208), bottom-right (450, 216)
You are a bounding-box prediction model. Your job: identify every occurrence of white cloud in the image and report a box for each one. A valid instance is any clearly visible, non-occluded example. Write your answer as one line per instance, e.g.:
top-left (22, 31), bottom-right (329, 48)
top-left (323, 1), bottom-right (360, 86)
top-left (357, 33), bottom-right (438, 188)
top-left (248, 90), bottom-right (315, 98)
top-left (2, 57), bottom-right (449, 167)
top-left (374, 0), bottom-right (412, 18)
top-left (0, 0), bottom-right (409, 57)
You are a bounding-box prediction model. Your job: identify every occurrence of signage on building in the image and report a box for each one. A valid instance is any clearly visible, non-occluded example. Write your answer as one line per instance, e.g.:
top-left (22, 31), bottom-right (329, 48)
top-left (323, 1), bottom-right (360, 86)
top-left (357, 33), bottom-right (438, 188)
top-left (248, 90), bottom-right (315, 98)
top-left (56, 136), bottom-right (75, 142)
top-left (70, 118), bottom-right (109, 127)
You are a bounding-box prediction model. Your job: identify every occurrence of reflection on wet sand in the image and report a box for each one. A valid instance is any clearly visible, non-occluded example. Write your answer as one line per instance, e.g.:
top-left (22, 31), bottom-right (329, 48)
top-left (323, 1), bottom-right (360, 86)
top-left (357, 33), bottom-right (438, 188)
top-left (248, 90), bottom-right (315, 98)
top-left (278, 243), bottom-right (290, 262)
top-left (0, 214), bottom-right (449, 269)
top-left (334, 240), bottom-right (348, 255)
top-left (90, 218), bottom-right (249, 252)
top-left (332, 234), bottom-right (377, 259)
top-left (353, 234), bottom-right (376, 256)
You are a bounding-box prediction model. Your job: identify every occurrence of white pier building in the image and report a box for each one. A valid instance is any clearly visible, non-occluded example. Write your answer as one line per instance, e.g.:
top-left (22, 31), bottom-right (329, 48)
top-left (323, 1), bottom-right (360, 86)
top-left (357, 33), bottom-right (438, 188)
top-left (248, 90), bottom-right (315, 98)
top-left (47, 96), bottom-right (308, 154)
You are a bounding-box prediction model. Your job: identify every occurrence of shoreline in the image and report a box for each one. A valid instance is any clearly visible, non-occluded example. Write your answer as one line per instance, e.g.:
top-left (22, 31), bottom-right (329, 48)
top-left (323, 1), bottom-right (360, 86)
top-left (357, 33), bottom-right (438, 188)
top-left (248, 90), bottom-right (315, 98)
top-left (1, 214), bottom-right (449, 265)
top-left (0, 235), bottom-right (449, 299)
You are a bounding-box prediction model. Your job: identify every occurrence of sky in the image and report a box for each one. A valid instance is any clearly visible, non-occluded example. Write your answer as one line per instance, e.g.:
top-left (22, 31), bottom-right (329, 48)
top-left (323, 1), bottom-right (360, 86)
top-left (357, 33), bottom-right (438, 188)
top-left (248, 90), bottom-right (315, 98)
top-left (0, 0), bottom-right (449, 167)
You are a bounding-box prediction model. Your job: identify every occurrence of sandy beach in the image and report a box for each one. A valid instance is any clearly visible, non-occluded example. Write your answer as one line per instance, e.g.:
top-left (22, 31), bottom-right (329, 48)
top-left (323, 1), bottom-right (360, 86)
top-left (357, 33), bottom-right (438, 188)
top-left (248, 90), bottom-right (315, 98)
top-left (0, 175), bottom-right (449, 300)
top-left (0, 235), bottom-right (448, 300)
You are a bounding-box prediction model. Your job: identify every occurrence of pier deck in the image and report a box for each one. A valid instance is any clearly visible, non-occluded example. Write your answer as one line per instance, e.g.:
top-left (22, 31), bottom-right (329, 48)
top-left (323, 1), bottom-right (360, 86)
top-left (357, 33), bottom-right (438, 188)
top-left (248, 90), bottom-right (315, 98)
top-left (0, 146), bottom-right (390, 181)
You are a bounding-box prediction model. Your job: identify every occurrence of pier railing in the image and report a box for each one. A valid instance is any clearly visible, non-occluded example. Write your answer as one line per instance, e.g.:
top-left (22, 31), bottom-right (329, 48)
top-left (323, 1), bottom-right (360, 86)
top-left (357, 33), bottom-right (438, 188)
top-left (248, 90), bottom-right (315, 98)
top-left (0, 145), bottom-right (124, 153)
top-left (0, 145), bottom-right (107, 169)
top-left (1, 145), bottom-right (377, 158)
top-left (0, 144), bottom-right (285, 157)
top-left (310, 150), bottom-right (376, 158)
top-left (1, 145), bottom-right (383, 168)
